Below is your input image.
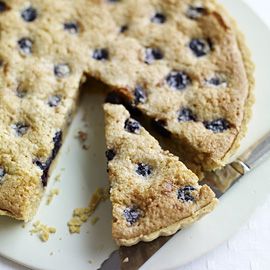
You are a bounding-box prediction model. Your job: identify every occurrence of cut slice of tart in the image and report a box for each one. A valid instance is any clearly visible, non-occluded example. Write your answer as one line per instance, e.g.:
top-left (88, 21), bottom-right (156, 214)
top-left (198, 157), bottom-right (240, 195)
top-left (104, 103), bottom-right (218, 246)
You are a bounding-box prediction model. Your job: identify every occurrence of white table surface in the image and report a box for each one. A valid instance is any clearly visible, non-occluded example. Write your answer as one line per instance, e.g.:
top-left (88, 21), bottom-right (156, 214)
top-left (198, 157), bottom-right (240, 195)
top-left (0, 0), bottom-right (270, 270)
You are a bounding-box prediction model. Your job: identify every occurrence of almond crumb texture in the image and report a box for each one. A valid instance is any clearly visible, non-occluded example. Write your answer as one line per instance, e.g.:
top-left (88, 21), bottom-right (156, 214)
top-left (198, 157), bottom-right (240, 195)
top-left (30, 221), bottom-right (56, 242)
top-left (104, 103), bottom-right (218, 246)
top-left (0, 0), bottom-right (253, 221)
top-left (67, 187), bottom-right (108, 233)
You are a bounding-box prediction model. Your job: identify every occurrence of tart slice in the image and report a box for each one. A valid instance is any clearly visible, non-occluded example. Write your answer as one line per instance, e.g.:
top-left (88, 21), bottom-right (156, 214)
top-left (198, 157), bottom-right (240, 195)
top-left (104, 103), bottom-right (218, 246)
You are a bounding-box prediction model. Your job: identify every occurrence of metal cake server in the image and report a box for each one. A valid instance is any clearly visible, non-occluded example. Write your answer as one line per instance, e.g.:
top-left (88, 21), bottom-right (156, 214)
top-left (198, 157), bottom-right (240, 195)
top-left (99, 130), bottom-right (270, 270)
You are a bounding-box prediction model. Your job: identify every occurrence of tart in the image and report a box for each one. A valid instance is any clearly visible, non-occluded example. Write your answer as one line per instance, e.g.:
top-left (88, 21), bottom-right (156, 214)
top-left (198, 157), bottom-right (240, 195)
top-left (0, 0), bottom-right (253, 220)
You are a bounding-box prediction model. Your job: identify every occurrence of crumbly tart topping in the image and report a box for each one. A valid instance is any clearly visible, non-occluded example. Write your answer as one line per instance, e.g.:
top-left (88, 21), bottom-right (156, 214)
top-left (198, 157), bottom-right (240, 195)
top-left (104, 103), bottom-right (217, 246)
top-left (0, 0), bottom-right (252, 221)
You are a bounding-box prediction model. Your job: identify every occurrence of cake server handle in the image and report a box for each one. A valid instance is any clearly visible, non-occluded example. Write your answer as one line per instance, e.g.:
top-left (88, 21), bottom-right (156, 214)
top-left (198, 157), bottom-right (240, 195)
top-left (237, 130), bottom-right (270, 172)
top-left (203, 129), bottom-right (270, 194)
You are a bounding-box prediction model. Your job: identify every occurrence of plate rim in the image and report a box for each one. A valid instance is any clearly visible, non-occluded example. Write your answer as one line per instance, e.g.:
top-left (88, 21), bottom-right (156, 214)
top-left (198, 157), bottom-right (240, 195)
top-left (0, 1), bottom-right (269, 270)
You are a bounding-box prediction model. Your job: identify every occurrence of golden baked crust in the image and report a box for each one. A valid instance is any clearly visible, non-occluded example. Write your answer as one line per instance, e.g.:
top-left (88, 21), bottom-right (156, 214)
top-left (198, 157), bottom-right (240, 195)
top-left (104, 103), bottom-right (217, 246)
top-left (0, 0), bottom-right (252, 220)
top-left (117, 201), bottom-right (217, 246)
top-left (219, 3), bottom-right (255, 164)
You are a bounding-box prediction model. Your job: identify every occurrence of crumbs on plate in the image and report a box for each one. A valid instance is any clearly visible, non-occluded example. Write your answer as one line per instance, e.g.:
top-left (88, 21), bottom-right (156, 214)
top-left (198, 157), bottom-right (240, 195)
top-left (67, 187), bottom-right (109, 233)
top-left (91, 216), bottom-right (99, 225)
top-left (46, 188), bottom-right (60, 205)
top-left (76, 130), bottom-right (90, 150)
top-left (54, 173), bottom-right (61, 182)
top-left (30, 221), bottom-right (56, 242)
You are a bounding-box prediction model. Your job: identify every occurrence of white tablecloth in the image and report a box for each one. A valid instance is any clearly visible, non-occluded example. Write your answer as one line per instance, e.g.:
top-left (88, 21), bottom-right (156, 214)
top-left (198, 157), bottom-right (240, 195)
top-left (0, 0), bottom-right (270, 269)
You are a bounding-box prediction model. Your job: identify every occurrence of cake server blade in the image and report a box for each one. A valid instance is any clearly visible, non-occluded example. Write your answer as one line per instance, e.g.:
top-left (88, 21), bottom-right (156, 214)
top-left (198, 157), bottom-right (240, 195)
top-left (99, 130), bottom-right (270, 270)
